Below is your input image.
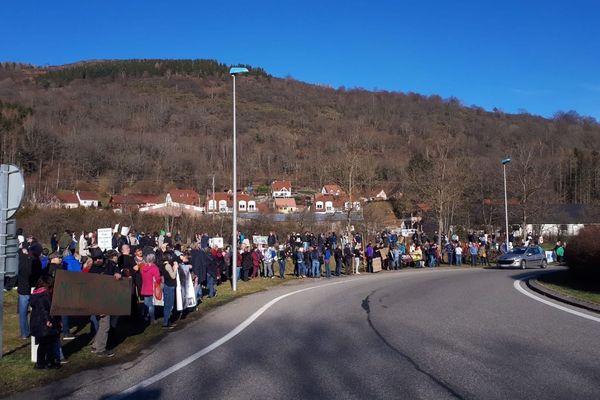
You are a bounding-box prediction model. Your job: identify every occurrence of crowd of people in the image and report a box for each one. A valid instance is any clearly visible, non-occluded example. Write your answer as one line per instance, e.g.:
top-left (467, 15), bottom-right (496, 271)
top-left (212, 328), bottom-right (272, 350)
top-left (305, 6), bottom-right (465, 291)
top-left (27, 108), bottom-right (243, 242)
top-left (11, 226), bottom-right (564, 369)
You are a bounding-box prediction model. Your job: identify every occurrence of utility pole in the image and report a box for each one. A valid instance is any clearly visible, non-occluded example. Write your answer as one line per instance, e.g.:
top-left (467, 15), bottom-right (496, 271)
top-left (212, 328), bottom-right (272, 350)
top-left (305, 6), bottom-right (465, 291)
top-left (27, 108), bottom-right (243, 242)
top-left (212, 175), bottom-right (215, 222)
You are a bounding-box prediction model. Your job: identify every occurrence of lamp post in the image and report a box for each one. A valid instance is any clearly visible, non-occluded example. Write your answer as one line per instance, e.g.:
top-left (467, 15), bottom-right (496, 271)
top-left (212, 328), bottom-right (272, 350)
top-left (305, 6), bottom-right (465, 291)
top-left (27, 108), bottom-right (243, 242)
top-left (501, 157), bottom-right (511, 253)
top-left (230, 67), bottom-right (249, 292)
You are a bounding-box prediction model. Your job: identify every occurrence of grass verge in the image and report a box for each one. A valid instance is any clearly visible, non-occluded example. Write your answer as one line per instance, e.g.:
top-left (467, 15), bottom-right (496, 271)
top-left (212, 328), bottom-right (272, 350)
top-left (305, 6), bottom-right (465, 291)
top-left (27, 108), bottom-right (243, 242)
top-left (0, 263), bottom-right (301, 398)
top-left (537, 270), bottom-right (600, 305)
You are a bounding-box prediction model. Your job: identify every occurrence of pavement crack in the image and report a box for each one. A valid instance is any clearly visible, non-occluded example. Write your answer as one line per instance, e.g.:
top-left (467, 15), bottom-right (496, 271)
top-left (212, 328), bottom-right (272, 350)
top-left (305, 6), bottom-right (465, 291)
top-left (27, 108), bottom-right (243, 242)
top-left (362, 292), bottom-right (465, 400)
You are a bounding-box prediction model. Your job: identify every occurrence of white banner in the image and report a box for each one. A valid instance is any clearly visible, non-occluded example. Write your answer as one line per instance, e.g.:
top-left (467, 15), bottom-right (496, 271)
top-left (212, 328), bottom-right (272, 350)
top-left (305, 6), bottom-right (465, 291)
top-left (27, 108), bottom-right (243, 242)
top-left (97, 228), bottom-right (113, 251)
top-left (209, 237), bottom-right (224, 248)
top-left (253, 235), bottom-right (268, 245)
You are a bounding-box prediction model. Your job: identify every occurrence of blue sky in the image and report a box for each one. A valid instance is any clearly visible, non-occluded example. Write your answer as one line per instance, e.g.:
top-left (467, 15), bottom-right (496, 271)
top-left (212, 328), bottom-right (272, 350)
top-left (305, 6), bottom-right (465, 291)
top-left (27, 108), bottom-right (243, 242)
top-left (2, 0), bottom-right (599, 119)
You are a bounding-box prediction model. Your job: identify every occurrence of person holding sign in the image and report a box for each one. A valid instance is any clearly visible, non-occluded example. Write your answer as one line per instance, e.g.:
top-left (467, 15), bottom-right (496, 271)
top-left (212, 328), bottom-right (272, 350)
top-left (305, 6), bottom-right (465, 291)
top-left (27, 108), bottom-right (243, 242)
top-left (89, 248), bottom-right (122, 357)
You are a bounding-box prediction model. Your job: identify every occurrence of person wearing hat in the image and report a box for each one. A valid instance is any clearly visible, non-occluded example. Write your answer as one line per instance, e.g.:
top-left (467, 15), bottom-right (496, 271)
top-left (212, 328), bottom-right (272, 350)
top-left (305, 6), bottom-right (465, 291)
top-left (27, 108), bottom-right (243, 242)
top-left (89, 248), bottom-right (122, 357)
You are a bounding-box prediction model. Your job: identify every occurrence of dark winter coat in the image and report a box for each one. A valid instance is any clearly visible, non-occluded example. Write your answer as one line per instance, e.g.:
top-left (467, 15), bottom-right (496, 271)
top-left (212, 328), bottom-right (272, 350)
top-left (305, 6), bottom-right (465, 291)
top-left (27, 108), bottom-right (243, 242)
top-left (30, 287), bottom-right (60, 339)
top-left (18, 253), bottom-right (42, 296)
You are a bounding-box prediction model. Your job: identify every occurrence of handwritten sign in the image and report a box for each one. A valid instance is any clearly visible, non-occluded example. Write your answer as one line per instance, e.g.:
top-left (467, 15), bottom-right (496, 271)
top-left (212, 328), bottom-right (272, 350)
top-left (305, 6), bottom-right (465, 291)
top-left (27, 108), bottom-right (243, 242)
top-left (50, 270), bottom-right (132, 316)
top-left (252, 235), bottom-right (268, 245)
top-left (209, 237), bottom-right (224, 248)
top-left (97, 228), bottom-right (113, 251)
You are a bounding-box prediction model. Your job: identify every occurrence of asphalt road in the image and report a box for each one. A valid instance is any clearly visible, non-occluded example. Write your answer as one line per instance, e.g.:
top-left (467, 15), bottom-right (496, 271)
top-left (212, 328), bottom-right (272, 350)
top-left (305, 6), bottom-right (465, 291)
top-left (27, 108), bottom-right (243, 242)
top-left (14, 267), bottom-right (600, 400)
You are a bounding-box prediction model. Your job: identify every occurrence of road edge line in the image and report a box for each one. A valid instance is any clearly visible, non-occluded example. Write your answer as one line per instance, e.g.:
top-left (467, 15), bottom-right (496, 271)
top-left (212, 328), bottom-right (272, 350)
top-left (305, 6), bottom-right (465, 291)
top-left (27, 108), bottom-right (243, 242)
top-left (513, 278), bottom-right (600, 323)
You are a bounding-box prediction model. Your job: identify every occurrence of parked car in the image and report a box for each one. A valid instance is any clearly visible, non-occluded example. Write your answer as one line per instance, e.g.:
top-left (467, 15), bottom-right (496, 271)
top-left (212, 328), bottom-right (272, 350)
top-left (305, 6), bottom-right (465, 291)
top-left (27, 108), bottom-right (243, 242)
top-left (496, 246), bottom-right (547, 269)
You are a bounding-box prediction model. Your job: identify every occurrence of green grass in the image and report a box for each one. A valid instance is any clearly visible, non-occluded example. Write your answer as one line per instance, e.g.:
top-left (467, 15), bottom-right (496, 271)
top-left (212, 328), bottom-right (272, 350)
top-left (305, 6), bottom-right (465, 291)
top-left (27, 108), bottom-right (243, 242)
top-left (0, 262), bottom-right (301, 397)
top-left (537, 270), bottom-right (600, 305)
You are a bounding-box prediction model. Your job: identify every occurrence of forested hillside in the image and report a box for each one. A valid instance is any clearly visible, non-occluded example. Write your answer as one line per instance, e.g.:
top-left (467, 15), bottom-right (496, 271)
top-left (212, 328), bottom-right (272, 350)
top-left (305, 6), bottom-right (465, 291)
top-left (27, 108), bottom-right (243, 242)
top-left (1, 59), bottom-right (599, 230)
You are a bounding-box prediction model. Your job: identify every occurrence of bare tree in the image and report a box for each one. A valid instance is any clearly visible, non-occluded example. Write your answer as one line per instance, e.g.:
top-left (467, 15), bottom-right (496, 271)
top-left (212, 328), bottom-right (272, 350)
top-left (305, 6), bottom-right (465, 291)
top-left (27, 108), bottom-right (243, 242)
top-left (406, 134), bottom-right (467, 246)
top-left (509, 141), bottom-right (553, 231)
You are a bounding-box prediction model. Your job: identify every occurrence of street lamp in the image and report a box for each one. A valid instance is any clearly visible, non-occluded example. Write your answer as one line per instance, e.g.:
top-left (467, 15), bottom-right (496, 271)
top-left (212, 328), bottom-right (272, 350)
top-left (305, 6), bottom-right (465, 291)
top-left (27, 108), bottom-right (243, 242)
top-left (230, 66), bottom-right (248, 292)
top-left (501, 157), bottom-right (511, 253)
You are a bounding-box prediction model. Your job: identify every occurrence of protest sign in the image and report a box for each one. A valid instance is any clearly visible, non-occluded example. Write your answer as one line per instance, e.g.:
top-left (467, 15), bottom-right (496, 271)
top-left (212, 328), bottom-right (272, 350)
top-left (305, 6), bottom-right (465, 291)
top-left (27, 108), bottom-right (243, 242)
top-left (372, 258), bottom-right (382, 272)
top-left (97, 228), bottom-right (113, 250)
top-left (545, 251), bottom-right (554, 263)
top-left (50, 270), bottom-right (132, 316)
top-left (209, 237), bottom-right (224, 248)
top-left (253, 235), bottom-right (268, 245)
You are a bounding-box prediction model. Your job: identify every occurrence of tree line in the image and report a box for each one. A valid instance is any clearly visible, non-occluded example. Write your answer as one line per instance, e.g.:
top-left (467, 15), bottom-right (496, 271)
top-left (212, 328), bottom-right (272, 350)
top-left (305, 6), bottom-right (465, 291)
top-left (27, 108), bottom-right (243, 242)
top-left (1, 60), bottom-right (599, 231)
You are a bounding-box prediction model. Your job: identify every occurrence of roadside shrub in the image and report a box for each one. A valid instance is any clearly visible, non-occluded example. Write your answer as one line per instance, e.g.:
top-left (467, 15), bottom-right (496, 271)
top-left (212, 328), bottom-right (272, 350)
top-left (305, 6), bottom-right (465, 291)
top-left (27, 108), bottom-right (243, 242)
top-left (566, 226), bottom-right (600, 281)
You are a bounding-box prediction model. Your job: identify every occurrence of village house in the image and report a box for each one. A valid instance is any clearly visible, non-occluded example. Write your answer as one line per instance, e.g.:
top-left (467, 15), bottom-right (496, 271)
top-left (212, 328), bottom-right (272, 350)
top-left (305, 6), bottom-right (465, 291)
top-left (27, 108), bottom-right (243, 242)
top-left (139, 189), bottom-right (205, 216)
top-left (206, 191), bottom-right (257, 213)
top-left (364, 189), bottom-right (388, 202)
top-left (109, 193), bottom-right (160, 213)
top-left (271, 180), bottom-right (292, 198)
top-left (76, 191), bottom-right (100, 208)
top-left (522, 204), bottom-right (600, 238)
top-left (321, 184), bottom-right (346, 197)
top-left (313, 193), bottom-right (345, 213)
top-left (274, 197), bottom-right (297, 213)
top-left (55, 192), bottom-right (80, 209)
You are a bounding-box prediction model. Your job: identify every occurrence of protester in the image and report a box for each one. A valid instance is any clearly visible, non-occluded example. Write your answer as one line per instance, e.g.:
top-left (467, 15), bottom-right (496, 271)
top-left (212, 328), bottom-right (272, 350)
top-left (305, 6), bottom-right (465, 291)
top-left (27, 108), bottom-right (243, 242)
top-left (278, 245), bottom-right (287, 278)
top-left (139, 253), bottom-right (161, 323)
top-left (160, 252), bottom-right (178, 329)
top-left (30, 275), bottom-right (61, 369)
top-left (89, 248), bottom-right (122, 357)
top-left (18, 242), bottom-right (43, 339)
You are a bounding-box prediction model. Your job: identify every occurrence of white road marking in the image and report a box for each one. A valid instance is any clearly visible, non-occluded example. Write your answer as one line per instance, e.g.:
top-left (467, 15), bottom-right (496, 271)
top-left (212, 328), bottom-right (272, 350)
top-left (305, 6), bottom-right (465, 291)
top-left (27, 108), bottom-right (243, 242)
top-left (110, 268), bottom-right (469, 399)
top-left (110, 279), bottom-right (351, 399)
top-left (513, 278), bottom-right (600, 323)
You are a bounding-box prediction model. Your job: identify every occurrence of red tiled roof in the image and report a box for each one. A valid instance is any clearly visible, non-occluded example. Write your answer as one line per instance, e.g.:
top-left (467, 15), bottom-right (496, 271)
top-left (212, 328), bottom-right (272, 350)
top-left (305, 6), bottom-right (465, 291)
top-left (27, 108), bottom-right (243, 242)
top-left (271, 180), bottom-right (292, 191)
top-left (275, 198), bottom-right (297, 208)
top-left (322, 184), bottom-right (345, 196)
top-left (237, 193), bottom-right (254, 202)
top-left (314, 193), bottom-right (345, 209)
top-left (130, 193), bottom-right (160, 204)
top-left (77, 191), bottom-right (100, 201)
top-left (169, 189), bottom-right (200, 206)
top-left (56, 192), bottom-right (79, 204)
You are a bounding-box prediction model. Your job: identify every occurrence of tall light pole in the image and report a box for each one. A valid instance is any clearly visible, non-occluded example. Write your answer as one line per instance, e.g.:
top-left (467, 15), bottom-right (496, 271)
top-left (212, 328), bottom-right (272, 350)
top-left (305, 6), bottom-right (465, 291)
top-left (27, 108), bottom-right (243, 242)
top-left (501, 157), bottom-right (511, 253)
top-left (230, 67), bottom-right (248, 291)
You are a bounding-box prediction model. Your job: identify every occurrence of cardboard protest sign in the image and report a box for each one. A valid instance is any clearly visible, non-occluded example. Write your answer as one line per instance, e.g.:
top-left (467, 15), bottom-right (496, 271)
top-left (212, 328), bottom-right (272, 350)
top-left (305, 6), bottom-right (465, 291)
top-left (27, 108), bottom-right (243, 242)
top-left (372, 257), bottom-right (382, 272)
top-left (379, 247), bottom-right (389, 260)
top-left (97, 228), bottom-right (113, 251)
top-left (50, 270), bottom-right (132, 316)
top-left (209, 237), bottom-right (224, 248)
top-left (253, 235), bottom-right (268, 245)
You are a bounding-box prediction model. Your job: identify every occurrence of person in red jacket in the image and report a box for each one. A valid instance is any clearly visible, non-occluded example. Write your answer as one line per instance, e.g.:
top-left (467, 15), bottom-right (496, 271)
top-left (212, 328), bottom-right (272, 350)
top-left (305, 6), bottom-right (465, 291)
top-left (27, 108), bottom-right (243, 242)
top-left (139, 253), bottom-right (161, 323)
top-left (251, 246), bottom-right (262, 279)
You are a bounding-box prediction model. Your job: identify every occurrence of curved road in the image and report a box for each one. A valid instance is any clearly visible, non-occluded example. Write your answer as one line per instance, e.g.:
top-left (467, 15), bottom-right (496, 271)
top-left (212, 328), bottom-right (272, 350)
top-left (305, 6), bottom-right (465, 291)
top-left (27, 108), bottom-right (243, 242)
top-left (15, 268), bottom-right (600, 400)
